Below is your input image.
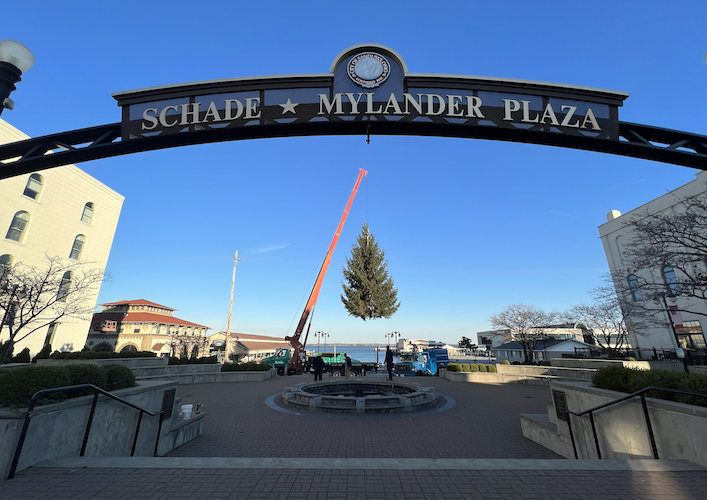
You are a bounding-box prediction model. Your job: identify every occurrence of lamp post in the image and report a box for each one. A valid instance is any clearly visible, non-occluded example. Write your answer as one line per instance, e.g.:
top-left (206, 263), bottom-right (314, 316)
top-left (0, 40), bottom-right (35, 116)
top-left (653, 292), bottom-right (688, 372)
top-left (314, 331), bottom-right (328, 354)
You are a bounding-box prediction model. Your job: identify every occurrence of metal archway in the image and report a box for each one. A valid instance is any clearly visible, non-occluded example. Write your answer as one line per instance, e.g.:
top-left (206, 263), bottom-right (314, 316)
top-left (1, 44), bottom-right (705, 179)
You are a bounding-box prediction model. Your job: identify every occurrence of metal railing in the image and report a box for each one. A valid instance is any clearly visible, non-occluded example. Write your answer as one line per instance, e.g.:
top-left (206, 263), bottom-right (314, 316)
top-left (565, 386), bottom-right (707, 460)
top-left (7, 384), bottom-right (164, 480)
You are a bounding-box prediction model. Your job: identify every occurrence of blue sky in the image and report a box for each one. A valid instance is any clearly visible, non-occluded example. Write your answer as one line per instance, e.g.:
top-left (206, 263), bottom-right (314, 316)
top-left (3, 1), bottom-right (706, 345)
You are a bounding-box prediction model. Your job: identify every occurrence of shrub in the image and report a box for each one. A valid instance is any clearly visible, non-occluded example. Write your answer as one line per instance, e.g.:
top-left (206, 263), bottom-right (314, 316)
top-left (66, 364), bottom-right (108, 388)
top-left (102, 364), bottom-right (136, 391)
top-left (592, 366), bottom-right (707, 407)
top-left (65, 364), bottom-right (109, 398)
top-left (501, 360), bottom-right (510, 365)
top-left (487, 364), bottom-right (497, 373)
top-left (79, 351), bottom-right (111, 359)
top-left (32, 344), bottom-right (52, 363)
top-left (446, 363), bottom-right (462, 372)
top-left (470, 364), bottom-right (480, 372)
top-left (0, 366), bottom-right (72, 407)
top-left (221, 362), bottom-right (271, 372)
top-left (460, 363), bottom-right (471, 372)
top-left (479, 364), bottom-right (490, 372)
top-left (12, 347), bottom-right (31, 364)
top-left (625, 357), bottom-right (637, 361)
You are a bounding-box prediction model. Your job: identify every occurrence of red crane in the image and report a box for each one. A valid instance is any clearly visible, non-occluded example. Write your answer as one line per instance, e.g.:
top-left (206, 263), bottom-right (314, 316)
top-left (285, 168), bottom-right (368, 373)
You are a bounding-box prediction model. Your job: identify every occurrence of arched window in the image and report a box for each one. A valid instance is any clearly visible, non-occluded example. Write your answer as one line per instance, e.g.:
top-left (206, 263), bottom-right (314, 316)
top-left (120, 344), bottom-right (138, 353)
top-left (57, 271), bottom-right (72, 302)
top-left (69, 235), bottom-right (86, 260)
top-left (6, 211), bottom-right (30, 242)
top-left (23, 173), bottom-right (44, 200)
top-left (0, 254), bottom-right (13, 278)
top-left (628, 274), bottom-right (643, 301)
top-left (81, 202), bottom-right (95, 225)
top-left (663, 265), bottom-right (680, 296)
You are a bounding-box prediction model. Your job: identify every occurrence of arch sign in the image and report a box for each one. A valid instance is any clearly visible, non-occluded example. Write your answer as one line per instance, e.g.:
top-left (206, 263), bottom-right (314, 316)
top-left (1, 44), bottom-right (706, 179)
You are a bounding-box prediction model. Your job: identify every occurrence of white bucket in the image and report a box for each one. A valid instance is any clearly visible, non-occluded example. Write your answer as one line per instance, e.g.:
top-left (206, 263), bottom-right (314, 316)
top-left (181, 404), bottom-right (193, 419)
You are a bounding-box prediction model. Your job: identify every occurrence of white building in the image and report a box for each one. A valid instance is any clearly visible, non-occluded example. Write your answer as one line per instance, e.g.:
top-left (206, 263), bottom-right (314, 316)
top-left (493, 339), bottom-right (596, 363)
top-left (0, 119), bottom-right (123, 356)
top-left (598, 170), bottom-right (707, 360)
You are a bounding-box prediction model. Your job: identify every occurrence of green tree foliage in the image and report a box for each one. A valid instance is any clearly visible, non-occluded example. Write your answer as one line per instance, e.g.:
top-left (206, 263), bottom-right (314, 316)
top-left (458, 336), bottom-right (475, 349)
top-left (341, 223), bottom-right (400, 320)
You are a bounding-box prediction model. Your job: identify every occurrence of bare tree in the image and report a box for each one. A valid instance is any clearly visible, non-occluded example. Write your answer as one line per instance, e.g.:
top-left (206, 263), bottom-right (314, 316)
top-left (0, 256), bottom-right (104, 364)
top-left (489, 303), bottom-right (554, 363)
top-left (168, 332), bottom-right (208, 359)
top-left (569, 278), bottom-right (635, 353)
top-left (622, 193), bottom-right (707, 316)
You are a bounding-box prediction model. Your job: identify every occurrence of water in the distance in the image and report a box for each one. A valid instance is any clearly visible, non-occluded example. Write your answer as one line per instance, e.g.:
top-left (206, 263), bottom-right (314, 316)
top-left (308, 344), bottom-right (391, 363)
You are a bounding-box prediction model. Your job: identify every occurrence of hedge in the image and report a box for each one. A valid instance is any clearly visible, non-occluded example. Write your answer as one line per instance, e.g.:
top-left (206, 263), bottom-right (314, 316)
top-left (592, 365), bottom-right (707, 407)
top-left (441, 363), bottom-right (496, 373)
top-left (446, 363), bottom-right (462, 372)
top-left (0, 364), bottom-right (136, 407)
top-left (168, 355), bottom-right (218, 365)
top-left (50, 350), bottom-right (157, 360)
top-left (221, 362), bottom-right (271, 372)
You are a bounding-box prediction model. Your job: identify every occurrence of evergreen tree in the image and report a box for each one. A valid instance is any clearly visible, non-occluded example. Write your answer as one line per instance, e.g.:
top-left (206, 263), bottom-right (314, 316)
top-left (341, 223), bottom-right (400, 320)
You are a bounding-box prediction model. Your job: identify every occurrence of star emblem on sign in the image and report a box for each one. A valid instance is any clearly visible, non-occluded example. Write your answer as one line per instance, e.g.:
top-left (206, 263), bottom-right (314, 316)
top-left (279, 98), bottom-right (299, 115)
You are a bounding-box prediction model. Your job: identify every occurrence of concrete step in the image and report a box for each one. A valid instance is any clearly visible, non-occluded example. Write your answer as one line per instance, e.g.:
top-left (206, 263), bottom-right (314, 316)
top-left (33, 456), bottom-right (705, 471)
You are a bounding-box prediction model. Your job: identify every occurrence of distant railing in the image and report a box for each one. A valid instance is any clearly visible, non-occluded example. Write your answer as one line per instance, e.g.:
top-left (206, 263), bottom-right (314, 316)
top-left (563, 386), bottom-right (707, 460)
top-left (7, 384), bottom-right (164, 480)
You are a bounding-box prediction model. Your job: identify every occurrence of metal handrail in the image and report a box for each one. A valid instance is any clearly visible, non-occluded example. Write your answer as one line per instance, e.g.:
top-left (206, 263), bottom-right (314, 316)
top-left (564, 386), bottom-right (707, 460)
top-left (7, 384), bottom-right (164, 480)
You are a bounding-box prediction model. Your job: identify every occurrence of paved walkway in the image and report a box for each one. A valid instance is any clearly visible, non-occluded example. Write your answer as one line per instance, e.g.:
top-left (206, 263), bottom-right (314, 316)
top-left (4, 374), bottom-right (707, 499)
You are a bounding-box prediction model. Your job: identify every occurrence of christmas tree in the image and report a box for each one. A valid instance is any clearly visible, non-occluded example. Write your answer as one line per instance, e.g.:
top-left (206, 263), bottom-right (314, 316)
top-left (341, 223), bottom-right (400, 320)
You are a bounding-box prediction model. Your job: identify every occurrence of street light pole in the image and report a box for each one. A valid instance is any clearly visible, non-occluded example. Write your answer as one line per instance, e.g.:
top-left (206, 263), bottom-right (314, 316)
top-left (0, 40), bottom-right (35, 116)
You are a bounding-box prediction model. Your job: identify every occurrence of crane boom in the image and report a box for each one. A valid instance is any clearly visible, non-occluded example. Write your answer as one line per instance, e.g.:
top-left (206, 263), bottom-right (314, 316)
top-left (285, 168), bottom-right (368, 372)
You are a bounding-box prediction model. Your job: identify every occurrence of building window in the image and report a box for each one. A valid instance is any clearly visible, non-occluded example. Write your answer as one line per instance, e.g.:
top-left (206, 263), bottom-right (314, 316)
top-left (57, 271), bottom-right (72, 302)
top-left (663, 265), bottom-right (680, 296)
top-left (23, 173), bottom-right (44, 200)
top-left (81, 202), bottom-right (95, 225)
top-left (44, 322), bottom-right (59, 347)
top-left (628, 274), bottom-right (643, 301)
top-left (675, 321), bottom-right (706, 350)
top-left (6, 211), bottom-right (30, 242)
top-left (69, 235), bottom-right (86, 260)
top-left (0, 254), bottom-right (13, 279)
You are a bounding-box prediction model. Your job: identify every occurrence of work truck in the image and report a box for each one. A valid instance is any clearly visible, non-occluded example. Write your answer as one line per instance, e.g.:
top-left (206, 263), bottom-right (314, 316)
top-left (394, 348), bottom-right (449, 376)
top-left (305, 352), bottom-right (378, 377)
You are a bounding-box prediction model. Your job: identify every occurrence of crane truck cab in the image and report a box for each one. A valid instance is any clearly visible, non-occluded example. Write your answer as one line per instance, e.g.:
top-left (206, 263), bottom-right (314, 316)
top-left (260, 348), bottom-right (292, 375)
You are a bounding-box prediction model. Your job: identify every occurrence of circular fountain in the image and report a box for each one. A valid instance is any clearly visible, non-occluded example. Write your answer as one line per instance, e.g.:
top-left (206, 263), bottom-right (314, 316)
top-left (282, 379), bottom-right (438, 414)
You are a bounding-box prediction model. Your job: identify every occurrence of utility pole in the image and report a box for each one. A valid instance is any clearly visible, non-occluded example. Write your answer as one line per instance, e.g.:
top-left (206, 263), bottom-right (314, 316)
top-left (224, 251), bottom-right (244, 363)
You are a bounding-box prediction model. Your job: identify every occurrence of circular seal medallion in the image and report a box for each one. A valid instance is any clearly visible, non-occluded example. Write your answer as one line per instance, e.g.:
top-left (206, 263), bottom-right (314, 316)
top-left (347, 52), bottom-right (391, 89)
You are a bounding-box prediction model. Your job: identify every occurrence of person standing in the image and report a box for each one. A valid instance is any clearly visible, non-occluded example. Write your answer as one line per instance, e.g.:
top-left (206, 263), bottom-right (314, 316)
top-left (344, 353), bottom-right (352, 378)
top-left (385, 346), bottom-right (394, 380)
top-left (312, 355), bottom-right (325, 381)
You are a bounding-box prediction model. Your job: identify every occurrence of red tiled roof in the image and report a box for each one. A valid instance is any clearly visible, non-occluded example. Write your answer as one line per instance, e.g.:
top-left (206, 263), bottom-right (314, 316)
top-left (92, 311), bottom-right (209, 329)
top-left (238, 341), bottom-right (291, 352)
top-left (123, 312), bottom-right (208, 328)
top-left (100, 299), bottom-right (175, 311)
top-left (212, 331), bottom-right (285, 342)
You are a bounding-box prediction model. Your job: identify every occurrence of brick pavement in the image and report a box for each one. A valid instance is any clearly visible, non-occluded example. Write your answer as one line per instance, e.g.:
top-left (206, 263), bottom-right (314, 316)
top-left (167, 374), bottom-right (561, 459)
top-left (5, 466), bottom-right (707, 499)
top-left (4, 374), bottom-right (707, 499)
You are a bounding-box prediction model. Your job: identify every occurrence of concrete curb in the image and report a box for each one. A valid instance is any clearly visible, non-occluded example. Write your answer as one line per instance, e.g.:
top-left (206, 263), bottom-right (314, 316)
top-left (35, 456), bottom-right (706, 471)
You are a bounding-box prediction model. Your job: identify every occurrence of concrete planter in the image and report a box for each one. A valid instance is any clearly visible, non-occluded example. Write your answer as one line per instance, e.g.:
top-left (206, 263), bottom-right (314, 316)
top-left (137, 368), bottom-right (273, 385)
top-left (0, 380), bottom-right (203, 480)
top-left (550, 358), bottom-right (684, 372)
top-left (521, 380), bottom-right (707, 466)
top-left (443, 364), bottom-right (594, 385)
top-left (37, 357), bottom-right (168, 369)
